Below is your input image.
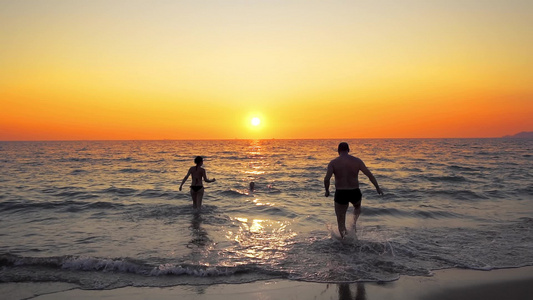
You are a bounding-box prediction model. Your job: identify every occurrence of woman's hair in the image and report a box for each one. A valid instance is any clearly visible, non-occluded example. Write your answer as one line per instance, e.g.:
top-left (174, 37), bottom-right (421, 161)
top-left (194, 156), bottom-right (203, 164)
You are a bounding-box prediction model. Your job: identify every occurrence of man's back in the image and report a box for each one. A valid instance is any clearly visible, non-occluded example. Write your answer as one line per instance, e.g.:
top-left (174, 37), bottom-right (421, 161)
top-left (324, 142), bottom-right (383, 238)
top-left (328, 154), bottom-right (364, 190)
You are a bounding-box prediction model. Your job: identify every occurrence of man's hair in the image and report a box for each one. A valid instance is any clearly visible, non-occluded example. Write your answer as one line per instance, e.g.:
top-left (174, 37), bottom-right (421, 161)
top-left (338, 142), bottom-right (350, 152)
top-left (194, 156), bottom-right (203, 164)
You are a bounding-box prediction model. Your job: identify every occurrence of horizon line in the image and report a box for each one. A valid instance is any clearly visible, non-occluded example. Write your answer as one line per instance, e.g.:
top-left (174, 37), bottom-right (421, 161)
top-left (0, 136), bottom-right (518, 142)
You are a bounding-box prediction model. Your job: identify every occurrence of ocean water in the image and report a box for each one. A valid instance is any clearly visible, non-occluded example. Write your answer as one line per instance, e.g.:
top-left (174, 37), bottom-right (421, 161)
top-left (0, 139), bottom-right (532, 289)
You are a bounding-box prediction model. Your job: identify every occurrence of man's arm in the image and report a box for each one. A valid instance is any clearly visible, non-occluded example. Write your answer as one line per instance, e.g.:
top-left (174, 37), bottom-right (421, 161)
top-left (360, 163), bottom-right (383, 195)
top-left (324, 163), bottom-right (333, 197)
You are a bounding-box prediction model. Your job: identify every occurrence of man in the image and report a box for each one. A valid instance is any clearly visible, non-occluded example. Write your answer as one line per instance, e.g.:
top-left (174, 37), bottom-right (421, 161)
top-left (324, 142), bottom-right (383, 238)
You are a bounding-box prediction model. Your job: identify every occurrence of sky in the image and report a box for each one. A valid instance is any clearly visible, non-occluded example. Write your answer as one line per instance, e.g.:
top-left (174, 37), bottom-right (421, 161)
top-left (1, 0), bottom-right (532, 140)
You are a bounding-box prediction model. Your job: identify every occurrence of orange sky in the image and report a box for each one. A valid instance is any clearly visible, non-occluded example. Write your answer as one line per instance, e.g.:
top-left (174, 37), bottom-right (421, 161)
top-left (1, 1), bottom-right (532, 140)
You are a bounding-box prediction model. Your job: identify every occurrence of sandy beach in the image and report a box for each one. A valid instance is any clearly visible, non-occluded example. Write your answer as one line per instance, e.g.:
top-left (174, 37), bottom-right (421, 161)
top-left (2, 266), bottom-right (532, 300)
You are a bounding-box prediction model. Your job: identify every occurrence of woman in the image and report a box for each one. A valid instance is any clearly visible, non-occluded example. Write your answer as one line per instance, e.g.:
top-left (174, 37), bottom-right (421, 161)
top-left (179, 156), bottom-right (216, 210)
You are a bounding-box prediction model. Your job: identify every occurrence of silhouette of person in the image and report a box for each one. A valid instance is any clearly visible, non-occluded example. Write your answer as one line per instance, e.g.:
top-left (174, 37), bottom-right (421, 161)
top-left (179, 156), bottom-right (216, 210)
top-left (338, 283), bottom-right (366, 300)
top-left (324, 142), bottom-right (383, 238)
top-left (249, 181), bottom-right (255, 192)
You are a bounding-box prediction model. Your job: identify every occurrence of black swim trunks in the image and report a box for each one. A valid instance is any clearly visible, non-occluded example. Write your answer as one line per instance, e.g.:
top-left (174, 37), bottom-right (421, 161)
top-left (190, 186), bottom-right (204, 192)
top-left (334, 188), bottom-right (362, 207)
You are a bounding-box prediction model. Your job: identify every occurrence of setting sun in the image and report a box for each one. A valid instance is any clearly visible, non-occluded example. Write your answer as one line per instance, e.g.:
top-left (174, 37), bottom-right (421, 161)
top-left (251, 118), bottom-right (261, 127)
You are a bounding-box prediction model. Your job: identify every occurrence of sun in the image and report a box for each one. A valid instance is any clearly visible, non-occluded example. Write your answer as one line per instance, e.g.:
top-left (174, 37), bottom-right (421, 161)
top-left (251, 117), bottom-right (261, 126)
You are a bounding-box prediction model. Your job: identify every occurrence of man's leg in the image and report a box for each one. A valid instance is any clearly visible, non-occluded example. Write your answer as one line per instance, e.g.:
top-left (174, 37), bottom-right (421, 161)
top-left (335, 202), bottom-right (349, 238)
top-left (352, 190), bottom-right (363, 231)
top-left (353, 204), bottom-right (361, 231)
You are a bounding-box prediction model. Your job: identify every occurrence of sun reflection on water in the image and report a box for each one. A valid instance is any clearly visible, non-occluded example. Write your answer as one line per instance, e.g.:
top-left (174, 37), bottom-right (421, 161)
top-left (220, 217), bottom-right (297, 266)
top-left (244, 169), bottom-right (265, 175)
top-left (252, 198), bottom-right (273, 206)
top-left (242, 140), bottom-right (268, 179)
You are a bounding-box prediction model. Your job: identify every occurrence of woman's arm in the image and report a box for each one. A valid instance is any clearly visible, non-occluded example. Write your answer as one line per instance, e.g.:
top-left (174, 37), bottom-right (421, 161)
top-left (203, 169), bottom-right (216, 183)
top-left (179, 169), bottom-right (191, 191)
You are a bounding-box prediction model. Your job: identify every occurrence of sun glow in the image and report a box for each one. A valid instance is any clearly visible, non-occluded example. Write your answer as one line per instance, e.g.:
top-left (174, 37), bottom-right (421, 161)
top-left (251, 117), bottom-right (261, 126)
top-left (244, 114), bottom-right (266, 138)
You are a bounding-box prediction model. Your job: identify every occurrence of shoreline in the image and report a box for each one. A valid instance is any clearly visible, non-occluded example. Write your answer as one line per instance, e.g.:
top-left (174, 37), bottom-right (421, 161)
top-left (3, 266), bottom-right (533, 300)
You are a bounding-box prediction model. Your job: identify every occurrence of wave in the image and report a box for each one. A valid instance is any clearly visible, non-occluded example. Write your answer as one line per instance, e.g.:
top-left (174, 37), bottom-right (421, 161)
top-left (426, 189), bottom-right (488, 200)
top-left (150, 263), bottom-right (244, 277)
top-left (0, 254), bottom-right (278, 289)
top-left (517, 186), bottom-right (533, 195)
top-left (222, 156), bottom-right (245, 160)
top-left (377, 187), bottom-right (489, 202)
top-left (303, 166), bottom-right (326, 172)
top-left (57, 191), bottom-right (99, 199)
top-left (217, 189), bottom-right (252, 198)
top-left (0, 199), bottom-right (125, 213)
top-left (103, 187), bottom-right (176, 198)
top-left (137, 189), bottom-right (174, 199)
top-left (57, 157), bottom-right (93, 162)
top-left (39, 186), bottom-right (173, 200)
top-left (85, 201), bottom-right (125, 210)
top-left (41, 186), bottom-right (99, 200)
top-left (375, 157), bottom-right (395, 162)
top-left (102, 187), bottom-right (138, 196)
top-left (118, 168), bottom-right (143, 173)
top-left (0, 253), bottom-right (253, 277)
top-left (424, 175), bottom-right (468, 183)
top-left (25, 186), bottom-right (176, 201)
top-left (448, 165), bottom-right (483, 172)
top-left (117, 168), bottom-right (168, 174)
top-left (69, 169), bottom-right (89, 175)
top-left (363, 207), bottom-right (461, 219)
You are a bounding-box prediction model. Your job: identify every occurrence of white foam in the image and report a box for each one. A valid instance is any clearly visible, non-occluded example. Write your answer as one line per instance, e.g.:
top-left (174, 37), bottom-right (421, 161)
top-left (61, 257), bottom-right (144, 274)
top-left (150, 264), bottom-right (236, 277)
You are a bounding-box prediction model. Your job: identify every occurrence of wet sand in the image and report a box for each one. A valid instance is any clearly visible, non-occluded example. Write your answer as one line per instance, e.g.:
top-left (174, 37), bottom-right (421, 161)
top-left (3, 266), bottom-right (533, 300)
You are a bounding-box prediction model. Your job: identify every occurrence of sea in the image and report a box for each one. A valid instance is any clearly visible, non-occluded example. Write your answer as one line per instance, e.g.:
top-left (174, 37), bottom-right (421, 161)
top-left (1, 139), bottom-right (532, 289)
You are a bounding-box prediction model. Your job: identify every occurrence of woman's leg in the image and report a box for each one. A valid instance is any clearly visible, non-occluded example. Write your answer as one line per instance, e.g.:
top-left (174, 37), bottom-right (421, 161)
top-left (196, 189), bottom-right (204, 210)
top-left (191, 190), bottom-right (198, 209)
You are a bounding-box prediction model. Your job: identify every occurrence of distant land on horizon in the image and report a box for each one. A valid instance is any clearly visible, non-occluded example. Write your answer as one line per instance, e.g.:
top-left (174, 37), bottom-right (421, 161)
top-left (502, 131), bottom-right (533, 138)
